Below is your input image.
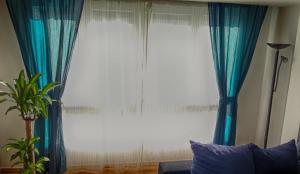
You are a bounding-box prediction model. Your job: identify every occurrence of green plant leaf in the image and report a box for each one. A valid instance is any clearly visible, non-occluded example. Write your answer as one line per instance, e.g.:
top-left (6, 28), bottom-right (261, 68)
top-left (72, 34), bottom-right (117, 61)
top-left (0, 81), bottom-right (17, 95)
top-left (43, 96), bottom-right (52, 105)
top-left (41, 82), bottom-right (59, 96)
top-left (18, 70), bottom-right (26, 87)
top-left (28, 137), bottom-right (39, 145)
top-left (0, 81), bottom-right (9, 88)
top-left (2, 137), bottom-right (48, 174)
top-left (13, 161), bottom-right (23, 167)
top-left (0, 71), bottom-right (56, 120)
top-left (0, 91), bottom-right (9, 96)
top-left (11, 161), bottom-right (23, 167)
top-left (38, 156), bottom-right (50, 162)
top-left (10, 152), bottom-right (19, 161)
top-left (28, 73), bottom-right (41, 87)
top-left (5, 106), bottom-right (19, 115)
top-left (0, 98), bottom-right (7, 104)
top-left (14, 79), bottom-right (22, 99)
top-left (3, 146), bottom-right (12, 152)
top-left (23, 73), bottom-right (41, 100)
top-left (34, 148), bottom-right (39, 156)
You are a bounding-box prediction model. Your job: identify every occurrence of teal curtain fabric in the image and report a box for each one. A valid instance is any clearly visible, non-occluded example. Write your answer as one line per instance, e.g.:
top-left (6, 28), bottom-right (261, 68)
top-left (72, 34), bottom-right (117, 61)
top-left (6, 0), bottom-right (83, 173)
top-left (208, 3), bottom-right (267, 145)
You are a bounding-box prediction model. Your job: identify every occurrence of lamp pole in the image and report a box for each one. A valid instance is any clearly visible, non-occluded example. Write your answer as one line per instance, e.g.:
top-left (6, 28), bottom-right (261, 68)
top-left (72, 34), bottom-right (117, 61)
top-left (264, 43), bottom-right (290, 148)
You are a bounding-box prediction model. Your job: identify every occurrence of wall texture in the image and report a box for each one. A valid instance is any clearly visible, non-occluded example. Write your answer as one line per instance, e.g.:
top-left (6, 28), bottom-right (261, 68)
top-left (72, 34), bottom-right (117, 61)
top-left (281, 10), bottom-right (300, 143)
top-left (254, 7), bottom-right (279, 147)
top-left (236, 8), bottom-right (272, 145)
top-left (0, 0), bottom-right (25, 166)
top-left (254, 6), bottom-right (300, 147)
top-left (224, 5), bottom-right (300, 147)
top-left (267, 6), bottom-right (300, 147)
top-left (236, 6), bottom-right (300, 146)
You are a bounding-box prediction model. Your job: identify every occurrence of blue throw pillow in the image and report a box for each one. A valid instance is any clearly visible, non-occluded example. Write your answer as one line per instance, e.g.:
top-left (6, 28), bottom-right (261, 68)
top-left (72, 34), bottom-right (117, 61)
top-left (251, 140), bottom-right (298, 174)
top-left (190, 141), bottom-right (255, 174)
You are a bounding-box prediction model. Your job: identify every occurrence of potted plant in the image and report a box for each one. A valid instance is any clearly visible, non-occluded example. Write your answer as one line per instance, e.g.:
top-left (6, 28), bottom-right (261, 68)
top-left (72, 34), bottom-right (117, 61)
top-left (0, 70), bottom-right (59, 174)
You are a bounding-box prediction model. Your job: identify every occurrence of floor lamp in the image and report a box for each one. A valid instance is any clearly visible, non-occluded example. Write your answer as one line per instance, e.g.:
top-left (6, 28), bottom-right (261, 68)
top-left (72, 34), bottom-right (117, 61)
top-left (263, 43), bottom-right (291, 148)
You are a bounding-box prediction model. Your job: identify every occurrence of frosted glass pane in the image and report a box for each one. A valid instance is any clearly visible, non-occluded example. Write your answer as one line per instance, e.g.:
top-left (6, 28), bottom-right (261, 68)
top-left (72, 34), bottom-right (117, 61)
top-left (62, 0), bottom-right (218, 167)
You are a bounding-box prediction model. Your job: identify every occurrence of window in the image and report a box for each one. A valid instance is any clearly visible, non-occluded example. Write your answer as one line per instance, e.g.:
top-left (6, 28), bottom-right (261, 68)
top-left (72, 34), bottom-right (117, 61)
top-left (62, 0), bottom-right (218, 167)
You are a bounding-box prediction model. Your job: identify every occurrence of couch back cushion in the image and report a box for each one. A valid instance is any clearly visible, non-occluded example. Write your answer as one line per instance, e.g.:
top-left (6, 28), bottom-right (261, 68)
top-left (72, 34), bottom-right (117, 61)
top-left (297, 140), bottom-right (300, 159)
top-left (251, 140), bottom-right (298, 174)
top-left (190, 141), bottom-right (255, 174)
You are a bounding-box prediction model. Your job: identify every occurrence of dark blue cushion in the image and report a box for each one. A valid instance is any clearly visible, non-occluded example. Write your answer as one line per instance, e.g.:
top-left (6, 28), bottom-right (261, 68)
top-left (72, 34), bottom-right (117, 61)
top-left (190, 141), bottom-right (255, 174)
top-left (158, 160), bottom-right (192, 174)
top-left (251, 140), bottom-right (298, 174)
top-left (297, 141), bottom-right (300, 159)
top-left (298, 160), bottom-right (300, 174)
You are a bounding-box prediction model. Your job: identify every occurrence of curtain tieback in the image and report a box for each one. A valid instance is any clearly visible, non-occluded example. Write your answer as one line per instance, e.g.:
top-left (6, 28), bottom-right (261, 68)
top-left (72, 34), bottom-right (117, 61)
top-left (219, 96), bottom-right (237, 105)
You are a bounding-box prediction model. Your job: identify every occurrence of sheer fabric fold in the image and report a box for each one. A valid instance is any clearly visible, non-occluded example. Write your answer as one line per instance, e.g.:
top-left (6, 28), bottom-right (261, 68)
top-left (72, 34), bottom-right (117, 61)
top-left (62, 0), bottom-right (218, 168)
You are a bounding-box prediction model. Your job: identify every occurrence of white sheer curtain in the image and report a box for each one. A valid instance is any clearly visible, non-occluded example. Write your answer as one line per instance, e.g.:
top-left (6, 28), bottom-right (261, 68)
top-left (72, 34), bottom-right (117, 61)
top-left (62, 0), bottom-right (218, 168)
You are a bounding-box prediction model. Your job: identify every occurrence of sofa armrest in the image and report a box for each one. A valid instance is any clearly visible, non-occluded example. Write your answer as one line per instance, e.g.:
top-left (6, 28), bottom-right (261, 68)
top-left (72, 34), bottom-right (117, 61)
top-left (298, 160), bottom-right (300, 174)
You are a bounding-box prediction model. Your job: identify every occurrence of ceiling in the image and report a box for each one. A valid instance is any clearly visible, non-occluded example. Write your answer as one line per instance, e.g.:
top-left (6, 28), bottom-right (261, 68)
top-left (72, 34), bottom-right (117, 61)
top-left (183, 0), bottom-right (300, 6)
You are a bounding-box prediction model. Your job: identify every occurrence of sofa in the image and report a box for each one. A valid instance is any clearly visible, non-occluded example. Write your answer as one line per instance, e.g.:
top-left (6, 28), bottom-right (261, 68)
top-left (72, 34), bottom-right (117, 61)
top-left (159, 160), bottom-right (300, 174)
top-left (158, 140), bottom-right (300, 174)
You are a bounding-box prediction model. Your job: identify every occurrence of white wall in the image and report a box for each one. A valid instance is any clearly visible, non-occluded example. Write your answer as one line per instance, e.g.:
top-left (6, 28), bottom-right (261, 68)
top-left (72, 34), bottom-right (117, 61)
top-left (254, 6), bottom-right (300, 147)
top-left (268, 6), bottom-right (300, 146)
top-left (236, 8), bottom-right (272, 145)
top-left (236, 6), bottom-right (300, 146)
top-left (281, 11), bottom-right (300, 143)
top-left (254, 7), bottom-right (279, 147)
top-left (0, 0), bottom-right (25, 166)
